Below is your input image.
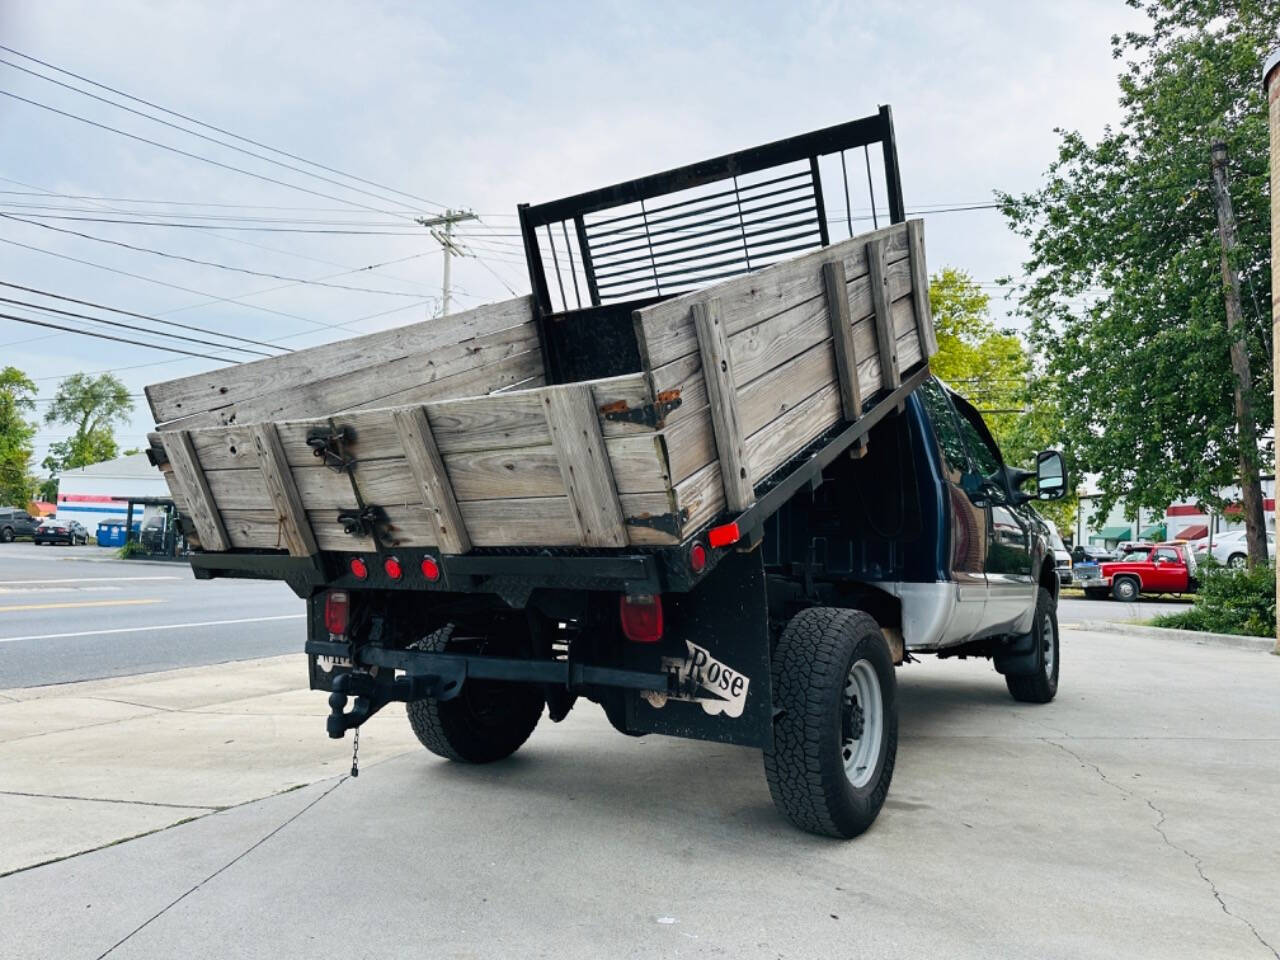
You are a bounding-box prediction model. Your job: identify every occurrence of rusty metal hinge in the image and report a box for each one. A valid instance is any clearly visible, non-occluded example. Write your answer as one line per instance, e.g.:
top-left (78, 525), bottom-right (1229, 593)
top-left (599, 391), bottom-right (683, 429)
top-left (307, 424), bottom-right (356, 473)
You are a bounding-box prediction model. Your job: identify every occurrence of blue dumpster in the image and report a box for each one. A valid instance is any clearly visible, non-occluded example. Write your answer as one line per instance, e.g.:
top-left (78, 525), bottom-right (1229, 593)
top-left (96, 519), bottom-right (128, 547)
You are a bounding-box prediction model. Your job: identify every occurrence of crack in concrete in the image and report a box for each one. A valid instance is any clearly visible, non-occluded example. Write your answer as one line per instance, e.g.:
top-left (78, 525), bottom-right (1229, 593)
top-left (95, 775), bottom-right (348, 959)
top-left (1044, 739), bottom-right (1278, 959)
top-left (0, 789), bottom-right (218, 811)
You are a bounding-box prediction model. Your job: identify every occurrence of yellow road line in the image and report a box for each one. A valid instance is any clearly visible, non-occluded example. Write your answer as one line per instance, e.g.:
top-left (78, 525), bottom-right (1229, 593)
top-left (0, 598), bottom-right (166, 613)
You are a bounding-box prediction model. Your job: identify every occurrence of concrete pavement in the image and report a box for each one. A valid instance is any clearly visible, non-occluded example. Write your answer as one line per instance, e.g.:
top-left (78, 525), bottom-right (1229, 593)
top-left (2, 626), bottom-right (1278, 959)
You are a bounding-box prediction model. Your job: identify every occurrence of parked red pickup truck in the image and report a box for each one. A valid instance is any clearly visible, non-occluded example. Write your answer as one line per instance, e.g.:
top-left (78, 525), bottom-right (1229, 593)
top-left (1078, 542), bottom-right (1199, 601)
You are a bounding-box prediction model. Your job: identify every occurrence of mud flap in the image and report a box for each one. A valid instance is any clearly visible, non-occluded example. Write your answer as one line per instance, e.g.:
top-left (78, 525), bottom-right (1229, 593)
top-left (622, 550), bottom-right (773, 748)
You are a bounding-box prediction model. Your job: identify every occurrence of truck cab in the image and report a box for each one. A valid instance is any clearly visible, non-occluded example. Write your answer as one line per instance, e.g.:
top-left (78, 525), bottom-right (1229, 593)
top-left (1079, 541), bottom-right (1198, 600)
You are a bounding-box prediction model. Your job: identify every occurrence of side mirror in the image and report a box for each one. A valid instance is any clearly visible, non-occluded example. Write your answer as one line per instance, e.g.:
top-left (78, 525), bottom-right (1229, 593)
top-left (1035, 450), bottom-right (1067, 501)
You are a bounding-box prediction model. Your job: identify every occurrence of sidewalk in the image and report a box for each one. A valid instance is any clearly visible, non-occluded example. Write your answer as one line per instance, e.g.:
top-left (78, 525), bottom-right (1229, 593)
top-left (0, 656), bottom-right (419, 874)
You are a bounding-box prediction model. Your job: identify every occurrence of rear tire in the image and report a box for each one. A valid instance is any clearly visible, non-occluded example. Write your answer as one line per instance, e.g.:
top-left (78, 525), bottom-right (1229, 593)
top-left (763, 607), bottom-right (897, 839)
top-left (1112, 576), bottom-right (1140, 601)
top-left (1006, 587), bottom-right (1059, 704)
top-left (0, 527), bottom-right (13, 543)
top-left (1227, 553), bottom-right (1247, 570)
top-left (406, 622), bottom-right (544, 764)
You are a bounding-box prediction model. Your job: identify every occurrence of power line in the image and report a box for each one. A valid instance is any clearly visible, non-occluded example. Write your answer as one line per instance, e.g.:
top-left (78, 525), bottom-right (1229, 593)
top-left (0, 44), bottom-right (447, 210)
top-left (1, 213), bottom-right (428, 296)
top-left (0, 88), bottom-right (419, 219)
top-left (0, 234), bottom-right (364, 334)
top-left (0, 282), bottom-right (285, 353)
top-left (0, 311), bottom-right (239, 362)
top-left (0, 209), bottom-right (427, 234)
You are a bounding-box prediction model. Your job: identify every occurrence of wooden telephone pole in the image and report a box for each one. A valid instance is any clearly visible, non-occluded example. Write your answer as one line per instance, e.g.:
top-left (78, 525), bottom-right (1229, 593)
top-left (415, 209), bottom-right (477, 316)
top-left (1264, 50), bottom-right (1280, 654)
top-left (1209, 140), bottom-right (1268, 569)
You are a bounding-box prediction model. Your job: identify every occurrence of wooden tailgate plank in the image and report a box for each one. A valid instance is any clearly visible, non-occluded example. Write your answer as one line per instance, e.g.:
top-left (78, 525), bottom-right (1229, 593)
top-left (392, 405), bottom-right (471, 555)
top-left (159, 430), bottom-right (229, 552)
top-left (251, 422), bottom-right (318, 557)
top-left (542, 384), bottom-right (628, 547)
top-left (693, 298), bottom-right (754, 511)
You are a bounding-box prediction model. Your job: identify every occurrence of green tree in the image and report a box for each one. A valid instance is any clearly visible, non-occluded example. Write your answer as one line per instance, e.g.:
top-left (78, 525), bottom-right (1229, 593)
top-left (41, 373), bottom-right (134, 482)
top-left (998, 0), bottom-right (1279, 523)
top-left (929, 269), bottom-right (1077, 531)
top-left (0, 366), bottom-right (37, 508)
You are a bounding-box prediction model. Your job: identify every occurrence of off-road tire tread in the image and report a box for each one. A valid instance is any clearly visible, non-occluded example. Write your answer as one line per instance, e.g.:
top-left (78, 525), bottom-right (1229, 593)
top-left (1006, 587), bottom-right (1059, 703)
top-left (763, 607), bottom-right (897, 839)
top-left (406, 624), bottom-right (542, 763)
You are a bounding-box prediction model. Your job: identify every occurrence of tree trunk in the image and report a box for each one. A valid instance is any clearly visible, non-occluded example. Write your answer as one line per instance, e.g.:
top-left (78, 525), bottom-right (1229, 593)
top-left (1209, 141), bottom-right (1268, 569)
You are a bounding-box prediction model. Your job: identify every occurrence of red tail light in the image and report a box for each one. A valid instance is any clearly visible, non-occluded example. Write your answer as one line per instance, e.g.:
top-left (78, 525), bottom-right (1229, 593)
top-left (689, 542), bottom-right (708, 574)
top-left (620, 594), bottom-right (664, 643)
top-left (421, 555), bottom-right (441, 582)
top-left (708, 522), bottom-right (741, 549)
top-left (324, 591), bottom-right (349, 637)
top-left (349, 557), bottom-right (368, 580)
top-left (383, 556), bottom-right (403, 580)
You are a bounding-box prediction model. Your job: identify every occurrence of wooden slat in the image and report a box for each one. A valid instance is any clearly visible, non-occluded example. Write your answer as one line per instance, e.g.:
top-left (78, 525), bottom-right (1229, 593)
top-left (392, 405), bottom-right (471, 555)
top-left (633, 223), bottom-right (911, 370)
top-left (906, 218), bottom-right (937, 359)
top-left (692, 298), bottom-right (754, 511)
top-left (542, 384), bottom-right (628, 547)
top-left (161, 326), bottom-right (541, 430)
top-left (159, 430), bottom-right (229, 551)
top-left (251, 422), bottom-right (318, 557)
top-left (146, 295), bottom-right (534, 424)
top-left (821, 259), bottom-right (861, 421)
top-left (867, 236), bottom-right (900, 390)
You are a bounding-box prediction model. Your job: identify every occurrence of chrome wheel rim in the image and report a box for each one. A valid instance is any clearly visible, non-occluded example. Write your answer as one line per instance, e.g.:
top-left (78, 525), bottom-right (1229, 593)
top-left (1228, 555), bottom-right (1246, 570)
top-left (1041, 612), bottom-right (1056, 678)
top-left (842, 658), bottom-right (883, 788)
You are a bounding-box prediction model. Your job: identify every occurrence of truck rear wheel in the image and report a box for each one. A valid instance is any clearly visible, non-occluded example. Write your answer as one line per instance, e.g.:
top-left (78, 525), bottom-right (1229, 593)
top-left (763, 607), bottom-right (897, 839)
top-left (406, 622), bottom-right (544, 764)
top-left (1005, 587), bottom-right (1059, 704)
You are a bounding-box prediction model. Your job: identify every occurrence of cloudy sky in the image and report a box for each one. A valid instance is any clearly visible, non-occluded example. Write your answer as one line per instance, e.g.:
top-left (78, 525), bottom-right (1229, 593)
top-left (1, 0), bottom-right (1146, 465)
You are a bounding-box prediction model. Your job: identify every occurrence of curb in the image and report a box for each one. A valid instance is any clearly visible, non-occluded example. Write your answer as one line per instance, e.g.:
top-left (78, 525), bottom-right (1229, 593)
top-left (1064, 619), bottom-right (1276, 653)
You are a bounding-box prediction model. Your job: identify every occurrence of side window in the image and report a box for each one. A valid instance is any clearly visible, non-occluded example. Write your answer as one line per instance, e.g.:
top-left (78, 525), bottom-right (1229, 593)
top-left (951, 400), bottom-right (1002, 477)
top-left (916, 379), bottom-right (970, 481)
top-left (1155, 547), bottom-right (1179, 563)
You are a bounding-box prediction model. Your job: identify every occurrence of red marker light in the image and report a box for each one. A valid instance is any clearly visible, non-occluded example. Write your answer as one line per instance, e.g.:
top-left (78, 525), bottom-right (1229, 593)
top-left (689, 542), bottom-right (707, 573)
top-left (421, 555), bottom-right (441, 582)
top-left (708, 522), bottom-right (741, 549)
top-left (620, 594), bottom-right (664, 643)
top-left (324, 590), bottom-right (349, 636)
top-left (383, 556), bottom-right (403, 580)
top-left (349, 557), bottom-right (368, 580)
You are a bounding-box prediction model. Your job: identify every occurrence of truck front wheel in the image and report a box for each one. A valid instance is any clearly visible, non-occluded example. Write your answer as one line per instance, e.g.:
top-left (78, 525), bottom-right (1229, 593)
top-left (406, 622), bottom-right (544, 764)
top-left (1005, 587), bottom-right (1060, 704)
top-left (763, 608), bottom-right (897, 839)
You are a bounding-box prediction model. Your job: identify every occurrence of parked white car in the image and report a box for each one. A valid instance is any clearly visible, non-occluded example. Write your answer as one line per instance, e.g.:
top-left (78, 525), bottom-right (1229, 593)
top-left (1192, 530), bottom-right (1276, 569)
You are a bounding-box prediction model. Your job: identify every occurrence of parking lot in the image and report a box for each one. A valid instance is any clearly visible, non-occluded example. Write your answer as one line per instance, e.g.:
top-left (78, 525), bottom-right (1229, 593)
top-left (2, 548), bottom-right (1277, 960)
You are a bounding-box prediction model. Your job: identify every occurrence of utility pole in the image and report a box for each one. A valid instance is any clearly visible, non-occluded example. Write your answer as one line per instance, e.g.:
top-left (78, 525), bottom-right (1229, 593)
top-left (415, 209), bottom-right (477, 316)
top-left (1209, 140), bottom-right (1268, 569)
top-left (1263, 50), bottom-right (1280, 655)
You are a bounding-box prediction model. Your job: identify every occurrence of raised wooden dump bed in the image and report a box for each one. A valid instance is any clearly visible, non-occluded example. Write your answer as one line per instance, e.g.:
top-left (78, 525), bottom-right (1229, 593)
top-left (146, 219), bottom-right (935, 557)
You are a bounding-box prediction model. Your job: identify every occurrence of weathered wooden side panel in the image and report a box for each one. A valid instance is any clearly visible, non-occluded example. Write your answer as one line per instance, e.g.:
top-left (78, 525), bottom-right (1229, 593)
top-left (146, 295), bottom-right (536, 426)
top-left (151, 222), bottom-right (934, 554)
top-left (632, 220), bottom-right (933, 517)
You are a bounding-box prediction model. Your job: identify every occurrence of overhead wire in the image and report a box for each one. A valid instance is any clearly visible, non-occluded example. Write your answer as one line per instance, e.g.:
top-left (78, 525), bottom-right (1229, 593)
top-left (1, 213), bottom-right (429, 296)
top-left (0, 44), bottom-right (446, 210)
top-left (0, 281), bottom-right (286, 353)
top-left (0, 311), bottom-right (240, 362)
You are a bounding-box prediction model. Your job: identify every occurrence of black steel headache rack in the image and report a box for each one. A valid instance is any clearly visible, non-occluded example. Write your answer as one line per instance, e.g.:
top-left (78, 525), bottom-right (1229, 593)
top-left (517, 106), bottom-right (906, 385)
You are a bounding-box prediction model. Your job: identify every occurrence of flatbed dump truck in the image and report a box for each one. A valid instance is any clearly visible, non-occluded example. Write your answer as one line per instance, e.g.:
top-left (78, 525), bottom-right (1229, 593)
top-left (145, 107), bottom-right (1067, 837)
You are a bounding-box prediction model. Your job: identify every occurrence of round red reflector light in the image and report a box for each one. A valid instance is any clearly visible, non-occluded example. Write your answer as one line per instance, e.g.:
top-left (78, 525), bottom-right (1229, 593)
top-left (383, 556), bottom-right (403, 580)
top-left (349, 557), bottom-right (368, 580)
top-left (689, 542), bottom-right (707, 573)
top-left (421, 556), bottom-right (441, 582)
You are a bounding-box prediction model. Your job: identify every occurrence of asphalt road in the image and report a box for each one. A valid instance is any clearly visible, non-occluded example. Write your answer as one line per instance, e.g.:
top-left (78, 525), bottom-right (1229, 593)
top-left (0, 544), bottom-right (301, 688)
